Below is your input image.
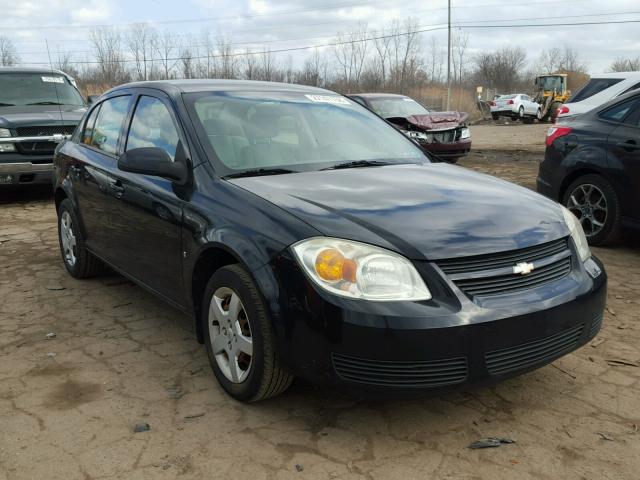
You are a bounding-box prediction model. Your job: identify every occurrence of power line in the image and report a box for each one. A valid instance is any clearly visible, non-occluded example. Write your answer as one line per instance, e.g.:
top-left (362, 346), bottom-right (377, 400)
top-left (5, 0), bottom-right (592, 34)
top-left (18, 17), bottom-right (640, 67)
top-left (16, 7), bottom-right (640, 57)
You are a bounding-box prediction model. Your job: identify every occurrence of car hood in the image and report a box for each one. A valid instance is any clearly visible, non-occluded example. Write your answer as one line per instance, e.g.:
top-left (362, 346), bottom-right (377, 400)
top-left (0, 105), bottom-right (86, 128)
top-left (387, 111), bottom-right (468, 131)
top-left (228, 163), bottom-right (568, 260)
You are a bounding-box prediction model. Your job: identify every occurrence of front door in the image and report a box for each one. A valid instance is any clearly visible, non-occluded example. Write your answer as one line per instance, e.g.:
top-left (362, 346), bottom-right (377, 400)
top-left (107, 93), bottom-right (186, 305)
top-left (69, 95), bottom-right (131, 260)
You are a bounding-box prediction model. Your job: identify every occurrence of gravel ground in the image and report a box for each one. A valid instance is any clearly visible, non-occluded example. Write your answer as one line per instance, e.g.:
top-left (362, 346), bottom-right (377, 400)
top-left (1, 135), bottom-right (639, 479)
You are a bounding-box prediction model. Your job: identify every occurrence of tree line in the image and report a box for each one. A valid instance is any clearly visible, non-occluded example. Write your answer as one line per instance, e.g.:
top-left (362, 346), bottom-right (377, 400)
top-left (1, 21), bottom-right (639, 99)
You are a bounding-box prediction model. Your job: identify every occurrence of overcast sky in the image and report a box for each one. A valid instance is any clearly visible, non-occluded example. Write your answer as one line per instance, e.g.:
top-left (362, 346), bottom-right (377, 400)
top-left (2, 0), bottom-right (639, 74)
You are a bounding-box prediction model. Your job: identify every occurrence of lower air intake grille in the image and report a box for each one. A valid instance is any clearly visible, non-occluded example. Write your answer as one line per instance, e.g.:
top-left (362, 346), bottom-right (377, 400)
top-left (589, 312), bottom-right (603, 338)
top-left (15, 141), bottom-right (57, 155)
top-left (485, 324), bottom-right (584, 376)
top-left (332, 352), bottom-right (468, 388)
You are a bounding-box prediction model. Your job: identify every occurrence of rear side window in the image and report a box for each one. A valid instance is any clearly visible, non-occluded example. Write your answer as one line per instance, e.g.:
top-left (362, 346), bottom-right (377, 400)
top-left (90, 96), bottom-right (131, 155)
top-left (82, 106), bottom-right (100, 145)
top-left (599, 97), bottom-right (639, 123)
top-left (570, 78), bottom-right (623, 103)
top-left (126, 96), bottom-right (180, 160)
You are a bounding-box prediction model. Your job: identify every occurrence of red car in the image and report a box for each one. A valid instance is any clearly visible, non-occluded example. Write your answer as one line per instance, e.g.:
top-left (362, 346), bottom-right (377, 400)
top-left (349, 93), bottom-right (471, 162)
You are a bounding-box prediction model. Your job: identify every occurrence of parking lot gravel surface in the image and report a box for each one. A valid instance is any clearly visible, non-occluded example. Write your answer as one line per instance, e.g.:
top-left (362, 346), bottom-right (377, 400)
top-left (1, 128), bottom-right (639, 479)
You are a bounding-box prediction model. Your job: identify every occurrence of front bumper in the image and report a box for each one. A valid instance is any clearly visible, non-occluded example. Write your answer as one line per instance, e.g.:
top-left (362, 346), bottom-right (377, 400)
top-left (0, 134), bottom-right (68, 186)
top-left (271, 252), bottom-right (606, 397)
top-left (0, 158), bottom-right (53, 186)
top-left (418, 138), bottom-right (472, 160)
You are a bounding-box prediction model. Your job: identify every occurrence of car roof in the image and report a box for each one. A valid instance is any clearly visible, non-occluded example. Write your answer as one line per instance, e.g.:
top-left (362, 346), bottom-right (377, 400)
top-left (349, 93), bottom-right (410, 99)
top-left (107, 79), bottom-right (334, 96)
top-left (0, 66), bottom-right (70, 76)
top-left (590, 71), bottom-right (640, 79)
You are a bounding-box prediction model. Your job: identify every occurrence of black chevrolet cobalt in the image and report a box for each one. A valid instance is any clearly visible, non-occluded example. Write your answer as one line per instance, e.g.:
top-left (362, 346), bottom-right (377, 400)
top-left (54, 80), bottom-right (606, 401)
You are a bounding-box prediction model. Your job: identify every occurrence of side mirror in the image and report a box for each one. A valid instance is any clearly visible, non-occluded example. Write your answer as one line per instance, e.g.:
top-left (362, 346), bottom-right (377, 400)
top-left (118, 147), bottom-right (188, 184)
top-left (87, 95), bottom-right (99, 105)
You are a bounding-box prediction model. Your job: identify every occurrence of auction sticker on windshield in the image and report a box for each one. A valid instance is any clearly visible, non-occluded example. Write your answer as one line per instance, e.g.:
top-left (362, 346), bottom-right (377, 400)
top-left (305, 94), bottom-right (350, 105)
top-left (42, 76), bottom-right (65, 84)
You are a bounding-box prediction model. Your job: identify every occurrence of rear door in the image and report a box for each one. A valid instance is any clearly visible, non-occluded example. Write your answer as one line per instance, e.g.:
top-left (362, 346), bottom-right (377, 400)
top-left (70, 95), bottom-right (131, 259)
top-left (604, 97), bottom-right (640, 220)
top-left (107, 91), bottom-right (187, 305)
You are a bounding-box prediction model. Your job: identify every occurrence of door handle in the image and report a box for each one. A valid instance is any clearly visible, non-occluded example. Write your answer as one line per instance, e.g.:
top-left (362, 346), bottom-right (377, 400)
top-left (617, 140), bottom-right (640, 151)
top-left (109, 180), bottom-right (125, 198)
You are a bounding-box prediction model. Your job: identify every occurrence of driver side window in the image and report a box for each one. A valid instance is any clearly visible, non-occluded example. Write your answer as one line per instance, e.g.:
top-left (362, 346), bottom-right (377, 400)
top-left (126, 96), bottom-right (180, 160)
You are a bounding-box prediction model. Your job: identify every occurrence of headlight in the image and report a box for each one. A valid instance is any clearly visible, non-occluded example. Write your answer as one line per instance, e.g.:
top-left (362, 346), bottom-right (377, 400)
top-left (460, 127), bottom-right (470, 139)
top-left (406, 130), bottom-right (428, 140)
top-left (0, 128), bottom-right (11, 138)
top-left (561, 206), bottom-right (591, 262)
top-left (292, 237), bottom-right (431, 301)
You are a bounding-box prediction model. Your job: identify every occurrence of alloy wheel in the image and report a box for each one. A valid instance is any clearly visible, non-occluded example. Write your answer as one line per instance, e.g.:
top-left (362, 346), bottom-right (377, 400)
top-left (208, 287), bottom-right (253, 383)
top-left (60, 211), bottom-right (77, 267)
top-left (566, 183), bottom-right (608, 238)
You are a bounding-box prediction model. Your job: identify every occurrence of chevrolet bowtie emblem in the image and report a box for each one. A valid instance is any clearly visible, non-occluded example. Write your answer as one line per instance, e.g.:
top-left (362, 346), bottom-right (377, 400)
top-left (513, 262), bottom-right (535, 275)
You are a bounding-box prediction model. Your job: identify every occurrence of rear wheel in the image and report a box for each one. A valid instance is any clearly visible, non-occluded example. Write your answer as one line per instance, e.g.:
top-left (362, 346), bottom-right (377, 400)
top-left (203, 264), bottom-right (293, 401)
top-left (562, 174), bottom-right (620, 245)
top-left (57, 199), bottom-right (104, 278)
top-left (518, 106), bottom-right (524, 120)
top-left (491, 113), bottom-right (499, 121)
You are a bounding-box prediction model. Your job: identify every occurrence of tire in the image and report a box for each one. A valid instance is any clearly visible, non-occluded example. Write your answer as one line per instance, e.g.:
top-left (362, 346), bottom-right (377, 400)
top-left (446, 157), bottom-right (459, 164)
top-left (536, 108), bottom-right (542, 121)
top-left (57, 198), bottom-right (105, 278)
top-left (523, 117), bottom-right (534, 124)
top-left (562, 174), bottom-right (621, 246)
top-left (491, 113), bottom-right (499, 121)
top-left (518, 106), bottom-right (524, 120)
top-left (202, 264), bottom-right (293, 401)
top-left (549, 101), bottom-right (562, 122)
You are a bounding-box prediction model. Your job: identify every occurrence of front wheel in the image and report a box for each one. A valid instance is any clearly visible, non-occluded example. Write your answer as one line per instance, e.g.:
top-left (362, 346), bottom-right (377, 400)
top-left (562, 174), bottom-right (620, 245)
top-left (203, 264), bottom-right (293, 401)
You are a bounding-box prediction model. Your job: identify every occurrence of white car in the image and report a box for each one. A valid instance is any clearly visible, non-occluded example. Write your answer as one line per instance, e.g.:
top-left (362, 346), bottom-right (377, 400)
top-left (490, 94), bottom-right (541, 122)
top-left (556, 71), bottom-right (640, 122)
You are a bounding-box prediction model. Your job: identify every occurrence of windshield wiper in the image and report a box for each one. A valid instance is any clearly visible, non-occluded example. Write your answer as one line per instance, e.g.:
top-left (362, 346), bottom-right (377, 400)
top-left (321, 160), bottom-right (394, 170)
top-left (27, 101), bottom-right (64, 105)
top-left (224, 168), bottom-right (297, 179)
top-left (0, 102), bottom-right (15, 106)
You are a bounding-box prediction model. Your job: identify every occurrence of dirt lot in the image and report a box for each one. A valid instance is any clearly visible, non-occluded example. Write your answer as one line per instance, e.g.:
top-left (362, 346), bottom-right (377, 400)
top-left (1, 125), bottom-right (639, 480)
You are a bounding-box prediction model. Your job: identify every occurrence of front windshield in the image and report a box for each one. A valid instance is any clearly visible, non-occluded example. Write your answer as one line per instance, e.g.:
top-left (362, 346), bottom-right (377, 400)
top-left (186, 91), bottom-right (427, 175)
top-left (368, 97), bottom-right (429, 118)
top-left (0, 73), bottom-right (85, 106)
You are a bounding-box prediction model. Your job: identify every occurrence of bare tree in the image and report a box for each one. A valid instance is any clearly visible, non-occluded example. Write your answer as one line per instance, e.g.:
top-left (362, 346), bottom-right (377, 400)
top-left (0, 36), bottom-right (19, 66)
top-left (427, 36), bottom-right (445, 84)
top-left (474, 46), bottom-right (527, 92)
top-left (216, 37), bottom-right (237, 79)
top-left (372, 30), bottom-right (392, 89)
top-left (179, 45), bottom-right (195, 79)
top-left (388, 19), bottom-right (421, 93)
top-left (452, 29), bottom-right (469, 85)
top-left (242, 49), bottom-right (258, 80)
top-left (155, 30), bottom-right (179, 79)
top-left (127, 23), bottom-right (157, 81)
top-left (89, 28), bottom-right (129, 85)
top-left (610, 56), bottom-right (640, 72)
top-left (259, 49), bottom-right (276, 81)
top-left (333, 24), bottom-right (369, 92)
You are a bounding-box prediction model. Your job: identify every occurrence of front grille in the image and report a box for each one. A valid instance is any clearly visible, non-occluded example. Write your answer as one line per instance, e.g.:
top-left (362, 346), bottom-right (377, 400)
top-left (589, 312), bottom-right (603, 338)
top-left (332, 352), bottom-right (468, 388)
top-left (437, 238), bottom-right (572, 298)
top-left (485, 324), bottom-right (584, 376)
top-left (419, 130), bottom-right (457, 144)
top-left (15, 141), bottom-right (57, 155)
top-left (15, 125), bottom-right (76, 137)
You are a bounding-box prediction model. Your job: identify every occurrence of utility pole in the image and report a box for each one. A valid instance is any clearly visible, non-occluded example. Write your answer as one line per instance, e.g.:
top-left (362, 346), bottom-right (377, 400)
top-left (446, 0), bottom-right (452, 111)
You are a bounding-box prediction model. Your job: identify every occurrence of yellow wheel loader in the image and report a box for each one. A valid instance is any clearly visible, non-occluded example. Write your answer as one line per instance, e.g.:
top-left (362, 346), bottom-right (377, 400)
top-left (533, 74), bottom-right (571, 122)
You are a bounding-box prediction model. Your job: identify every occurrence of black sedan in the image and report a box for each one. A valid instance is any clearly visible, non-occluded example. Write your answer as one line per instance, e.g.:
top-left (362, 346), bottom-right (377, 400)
top-left (538, 90), bottom-right (640, 245)
top-left (54, 80), bottom-right (606, 401)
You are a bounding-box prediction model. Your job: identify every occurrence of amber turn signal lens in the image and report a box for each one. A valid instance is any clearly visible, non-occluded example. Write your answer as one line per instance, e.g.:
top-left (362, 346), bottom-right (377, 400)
top-left (314, 249), bottom-right (358, 283)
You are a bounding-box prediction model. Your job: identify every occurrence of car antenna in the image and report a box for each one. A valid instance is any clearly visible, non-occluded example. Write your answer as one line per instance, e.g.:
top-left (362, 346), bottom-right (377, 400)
top-left (44, 38), bottom-right (65, 131)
